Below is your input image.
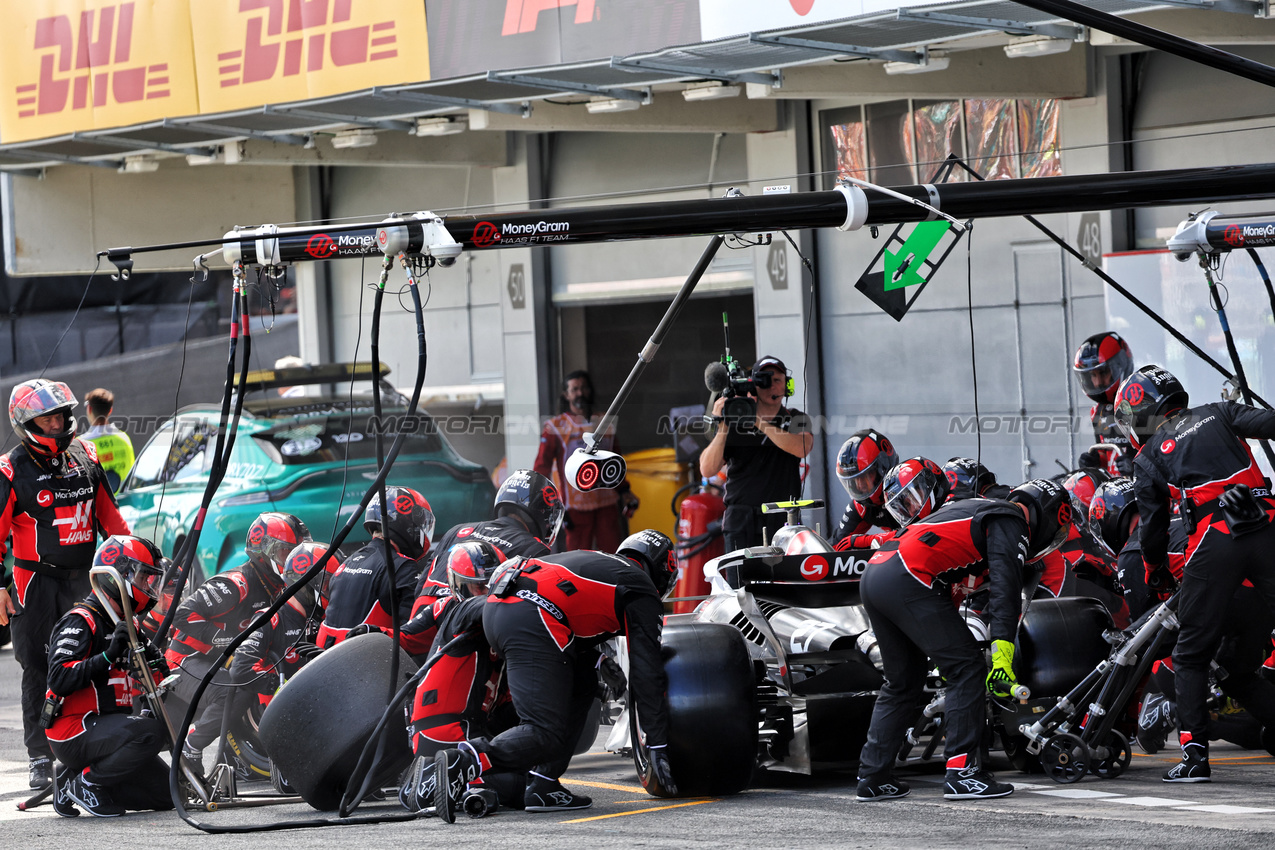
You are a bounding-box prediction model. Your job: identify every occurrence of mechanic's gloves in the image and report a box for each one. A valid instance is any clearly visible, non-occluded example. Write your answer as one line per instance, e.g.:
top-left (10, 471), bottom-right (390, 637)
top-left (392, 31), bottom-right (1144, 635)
top-left (986, 639), bottom-right (1017, 696)
top-left (647, 746), bottom-right (679, 797)
top-left (346, 624), bottom-right (385, 639)
top-left (102, 620), bottom-right (132, 664)
top-left (1144, 560), bottom-right (1176, 599)
top-left (295, 641), bottom-right (324, 662)
top-left (1077, 449), bottom-right (1103, 470)
top-left (141, 638), bottom-right (169, 675)
top-left (598, 656), bottom-right (627, 700)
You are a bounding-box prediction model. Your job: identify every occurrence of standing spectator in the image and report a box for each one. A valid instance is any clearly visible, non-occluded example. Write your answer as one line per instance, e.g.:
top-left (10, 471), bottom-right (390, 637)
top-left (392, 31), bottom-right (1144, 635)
top-left (82, 388), bottom-right (135, 493)
top-left (0, 379), bottom-right (130, 789)
top-left (534, 371), bottom-right (638, 552)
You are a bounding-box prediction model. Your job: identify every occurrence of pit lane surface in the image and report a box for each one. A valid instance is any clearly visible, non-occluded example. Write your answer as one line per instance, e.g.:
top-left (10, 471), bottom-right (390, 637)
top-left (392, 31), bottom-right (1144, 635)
top-left (2, 646), bottom-right (1274, 849)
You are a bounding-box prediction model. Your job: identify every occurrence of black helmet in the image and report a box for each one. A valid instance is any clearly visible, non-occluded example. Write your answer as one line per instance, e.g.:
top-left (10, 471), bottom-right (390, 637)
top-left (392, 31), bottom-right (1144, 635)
top-left (943, 457), bottom-right (997, 501)
top-left (1113, 365), bottom-right (1189, 449)
top-left (1008, 479), bottom-right (1073, 561)
top-left (447, 540), bottom-right (504, 599)
top-left (1062, 468), bottom-right (1111, 524)
top-left (9, 379), bottom-right (78, 457)
top-left (246, 512), bottom-right (312, 580)
top-left (617, 529), bottom-right (676, 599)
top-left (94, 535), bottom-right (166, 616)
top-left (835, 430), bottom-right (899, 505)
top-left (882, 457), bottom-right (949, 527)
top-left (1088, 478), bottom-right (1138, 554)
top-left (365, 486), bottom-right (435, 560)
top-left (281, 541), bottom-right (330, 610)
top-left (493, 469), bottom-right (564, 545)
top-left (1073, 332), bottom-right (1135, 403)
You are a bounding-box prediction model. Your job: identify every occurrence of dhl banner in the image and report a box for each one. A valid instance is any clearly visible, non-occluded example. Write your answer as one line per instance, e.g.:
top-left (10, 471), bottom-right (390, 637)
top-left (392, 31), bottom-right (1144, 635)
top-left (0, 0), bottom-right (431, 145)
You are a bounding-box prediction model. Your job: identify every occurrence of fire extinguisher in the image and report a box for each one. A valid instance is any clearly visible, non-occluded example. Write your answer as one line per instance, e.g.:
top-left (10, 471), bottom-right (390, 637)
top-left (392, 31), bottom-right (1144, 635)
top-left (671, 480), bottom-right (725, 614)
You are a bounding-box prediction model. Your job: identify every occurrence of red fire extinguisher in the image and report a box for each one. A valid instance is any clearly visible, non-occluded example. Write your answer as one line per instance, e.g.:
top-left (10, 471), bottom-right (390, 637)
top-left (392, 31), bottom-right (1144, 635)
top-left (672, 482), bottom-right (725, 614)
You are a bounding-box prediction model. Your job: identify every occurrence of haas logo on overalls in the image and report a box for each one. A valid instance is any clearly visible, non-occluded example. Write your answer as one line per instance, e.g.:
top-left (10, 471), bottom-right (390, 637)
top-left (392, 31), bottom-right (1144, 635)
top-left (52, 501), bottom-right (93, 545)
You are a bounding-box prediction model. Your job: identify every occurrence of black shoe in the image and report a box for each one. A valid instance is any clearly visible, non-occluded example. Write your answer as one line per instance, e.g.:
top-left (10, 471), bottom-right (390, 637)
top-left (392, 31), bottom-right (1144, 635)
top-left (856, 775), bottom-right (911, 802)
top-left (62, 773), bottom-right (126, 817)
top-left (944, 766), bottom-right (1014, 800)
top-left (399, 755), bottom-right (436, 814)
top-left (434, 745), bottom-right (481, 825)
top-left (28, 756), bottom-right (52, 789)
top-left (1262, 726), bottom-right (1275, 759)
top-left (523, 776), bottom-right (592, 812)
top-left (1164, 742), bottom-right (1211, 783)
top-left (1136, 692), bottom-right (1175, 754)
top-left (180, 744), bottom-right (205, 780)
top-left (52, 766), bottom-right (79, 818)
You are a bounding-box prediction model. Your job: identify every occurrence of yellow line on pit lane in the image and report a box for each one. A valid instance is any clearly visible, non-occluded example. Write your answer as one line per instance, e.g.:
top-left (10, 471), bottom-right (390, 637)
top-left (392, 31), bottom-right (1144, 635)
top-left (566, 779), bottom-right (648, 793)
top-left (562, 799), bottom-right (718, 823)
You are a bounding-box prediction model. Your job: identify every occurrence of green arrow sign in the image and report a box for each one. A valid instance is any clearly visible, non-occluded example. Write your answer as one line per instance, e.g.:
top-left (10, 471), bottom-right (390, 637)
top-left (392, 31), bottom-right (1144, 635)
top-left (883, 221), bottom-right (951, 291)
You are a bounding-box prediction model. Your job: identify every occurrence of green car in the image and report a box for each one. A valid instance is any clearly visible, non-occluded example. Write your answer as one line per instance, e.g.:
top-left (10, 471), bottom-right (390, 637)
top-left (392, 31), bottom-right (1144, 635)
top-left (117, 367), bottom-right (495, 578)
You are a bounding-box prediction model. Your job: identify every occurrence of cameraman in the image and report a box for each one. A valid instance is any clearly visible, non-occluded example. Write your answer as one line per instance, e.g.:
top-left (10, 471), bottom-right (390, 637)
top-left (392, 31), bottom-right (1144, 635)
top-left (700, 356), bottom-right (812, 551)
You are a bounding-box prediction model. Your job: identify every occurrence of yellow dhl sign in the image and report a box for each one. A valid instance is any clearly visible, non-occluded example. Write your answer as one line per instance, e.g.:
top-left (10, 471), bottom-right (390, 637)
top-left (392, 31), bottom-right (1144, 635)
top-left (0, 0), bottom-right (430, 145)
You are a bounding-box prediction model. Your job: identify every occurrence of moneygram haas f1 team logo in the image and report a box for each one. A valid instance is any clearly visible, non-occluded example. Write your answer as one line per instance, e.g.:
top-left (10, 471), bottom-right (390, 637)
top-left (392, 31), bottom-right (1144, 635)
top-left (16, 3), bottom-right (171, 119)
top-left (52, 500), bottom-right (94, 546)
top-left (217, 0), bottom-right (400, 89)
top-left (306, 233), bottom-right (338, 259)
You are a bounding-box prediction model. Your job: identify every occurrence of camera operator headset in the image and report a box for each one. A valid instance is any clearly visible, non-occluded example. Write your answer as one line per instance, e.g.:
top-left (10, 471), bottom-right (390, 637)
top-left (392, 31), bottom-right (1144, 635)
top-left (699, 356), bottom-right (813, 551)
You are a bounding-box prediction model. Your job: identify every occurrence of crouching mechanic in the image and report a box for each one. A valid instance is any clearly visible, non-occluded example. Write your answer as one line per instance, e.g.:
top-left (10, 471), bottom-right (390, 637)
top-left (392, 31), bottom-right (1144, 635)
top-left (164, 512), bottom-right (312, 768)
top-left (317, 486), bottom-right (433, 647)
top-left (1117, 365), bottom-right (1275, 782)
top-left (855, 461), bottom-right (1070, 802)
top-left (432, 530), bottom-right (678, 822)
top-left (399, 541), bottom-right (526, 815)
top-left (45, 536), bottom-right (173, 817)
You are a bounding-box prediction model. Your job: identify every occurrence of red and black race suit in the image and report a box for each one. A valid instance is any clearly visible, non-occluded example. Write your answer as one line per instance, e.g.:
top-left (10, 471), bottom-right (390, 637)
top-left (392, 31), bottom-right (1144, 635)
top-left (1090, 402), bottom-right (1137, 477)
top-left (316, 541), bottom-right (422, 648)
top-left (399, 592), bottom-right (453, 657)
top-left (868, 498), bottom-right (1029, 643)
top-left (0, 439), bottom-right (129, 603)
top-left (45, 598), bottom-right (156, 742)
top-left (407, 595), bottom-right (510, 756)
top-left (831, 499), bottom-right (898, 549)
top-left (1031, 521), bottom-right (1129, 628)
top-left (417, 515), bottom-right (549, 596)
top-left (478, 550), bottom-right (669, 772)
top-left (165, 564), bottom-right (283, 668)
top-left (1133, 401), bottom-right (1275, 570)
top-left (230, 595), bottom-right (313, 710)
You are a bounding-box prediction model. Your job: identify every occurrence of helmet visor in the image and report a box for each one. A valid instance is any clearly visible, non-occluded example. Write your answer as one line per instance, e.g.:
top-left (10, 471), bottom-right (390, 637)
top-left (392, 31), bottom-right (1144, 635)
top-left (1029, 522), bottom-right (1070, 563)
top-left (884, 477), bottom-right (931, 527)
top-left (840, 465), bottom-right (882, 502)
top-left (122, 557), bottom-right (165, 601)
top-left (1075, 363), bottom-right (1118, 398)
top-left (12, 382), bottom-right (76, 424)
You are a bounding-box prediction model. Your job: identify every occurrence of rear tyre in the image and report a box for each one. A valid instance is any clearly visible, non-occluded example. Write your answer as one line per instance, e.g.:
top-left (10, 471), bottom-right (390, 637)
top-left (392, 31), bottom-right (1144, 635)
top-left (631, 623), bottom-right (757, 798)
top-left (258, 633), bottom-right (417, 810)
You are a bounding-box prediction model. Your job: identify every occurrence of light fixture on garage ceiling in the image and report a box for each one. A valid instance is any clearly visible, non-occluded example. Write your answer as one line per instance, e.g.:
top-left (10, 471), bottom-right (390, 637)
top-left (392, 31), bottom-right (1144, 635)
top-left (119, 154), bottom-right (160, 173)
top-left (682, 81), bottom-right (741, 102)
top-left (414, 116), bottom-right (468, 136)
top-left (883, 50), bottom-right (950, 75)
top-left (185, 149), bottom-right (224, 166)
top-left (331, 128), bottom-right (379, 149)
top-left (1004, 36), bottom-right (1074, 58)
top-left (585, 96), bottom-right (643, 114)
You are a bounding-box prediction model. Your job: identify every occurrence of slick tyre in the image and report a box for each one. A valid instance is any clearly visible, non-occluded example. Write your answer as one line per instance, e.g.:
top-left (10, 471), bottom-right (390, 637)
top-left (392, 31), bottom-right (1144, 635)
top-left (632, 623), bottom-right (757, 798)
top-left (258, 633), bottom-right (417, 810)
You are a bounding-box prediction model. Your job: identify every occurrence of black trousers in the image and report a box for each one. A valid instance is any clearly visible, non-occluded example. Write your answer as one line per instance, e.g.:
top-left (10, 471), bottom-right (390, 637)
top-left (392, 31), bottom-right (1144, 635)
top-left (49, 713), bottom-right (173, 812)
top-left (1175, 526), bottom-right (1275, 744)
top-left (478, 600), bottom-right (598, 779)
top-left (11, 571), bottom-right (90, 759)
top-left (858, 556), bottom-right (987, 779)
top-left (165, 654), bottom-right (237, 752)
top-left (723, 505), bottom-right (786, 553)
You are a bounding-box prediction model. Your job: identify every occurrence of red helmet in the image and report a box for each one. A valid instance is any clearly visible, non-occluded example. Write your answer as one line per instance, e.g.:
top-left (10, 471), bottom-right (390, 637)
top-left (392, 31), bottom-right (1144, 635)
top-left (246, 512), bottom-right (312, 580)
top-left (365, 486), bottom-right (434, 560)
top-left (1089, 478), bottom-right (1138, 554)
top-left (1113, 365), bottom-right (1189, 449)
top-left (9, 379), bottom-right (78, 456)
top-left (1062, 468), bottom-right (1111, 523)
top-left (94, 535), bottom-right (166, 616)
top-left (494, 470), bottom-right (564, 545)
top-left (446, 541), bottom-right (504, 599)
top-left (882, 457), bottom-right (949, 527)
top-left (835, 430), bottom-right (899, 505)
top-left (281, 541), bottom-right (330, 610)
top-left (1073, 332), bottom-right (1135, 403)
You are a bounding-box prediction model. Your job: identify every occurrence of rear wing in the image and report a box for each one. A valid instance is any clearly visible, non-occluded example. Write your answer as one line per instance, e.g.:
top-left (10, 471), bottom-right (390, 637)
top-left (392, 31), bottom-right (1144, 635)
top-left (241, 361), bottom-right (390, 394)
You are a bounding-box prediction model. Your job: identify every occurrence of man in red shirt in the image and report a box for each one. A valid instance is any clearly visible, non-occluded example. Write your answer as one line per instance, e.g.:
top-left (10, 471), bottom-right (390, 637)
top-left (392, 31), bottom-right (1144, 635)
top-left (534, 371), bottom-right (637, 552)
